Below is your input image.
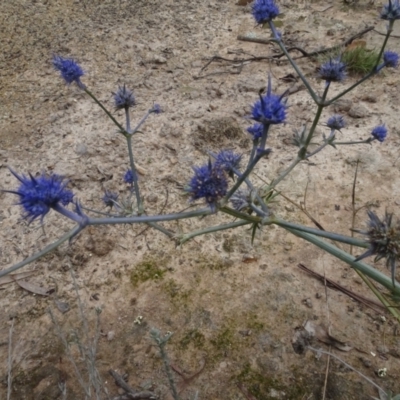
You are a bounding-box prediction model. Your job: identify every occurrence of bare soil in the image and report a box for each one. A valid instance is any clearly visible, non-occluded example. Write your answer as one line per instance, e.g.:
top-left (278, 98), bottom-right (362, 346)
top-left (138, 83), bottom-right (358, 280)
top-left (1, 1), bottom-right (400, 399)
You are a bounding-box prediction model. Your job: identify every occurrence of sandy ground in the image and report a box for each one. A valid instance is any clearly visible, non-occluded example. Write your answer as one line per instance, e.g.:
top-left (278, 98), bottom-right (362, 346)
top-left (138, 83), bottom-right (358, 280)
top-left (1, 0), bottom-right (400, 399)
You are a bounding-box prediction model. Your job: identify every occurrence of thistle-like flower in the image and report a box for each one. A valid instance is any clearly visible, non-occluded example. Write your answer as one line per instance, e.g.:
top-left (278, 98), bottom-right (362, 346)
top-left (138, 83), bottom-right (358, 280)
top-left (252, 0), bottom-right (280, 24)
top-left (381, 0), bottom-right (400, 20)
top-left (383, 51), bottom-right (400, 68)
top-left (5, 169), bottom-right (74, 222)
top-left (52, 55), bottom-right (85, 88)
top-left (371, 125), bottom-right (387, 142)
top-left (187, 160), bottom-right (228, 211)
top-left (113, 85), bottom-right (136, 110)
top-left (214, 150), bottom-right (242, 178)
top-left (124, 169), bottom-right (135, 184)
top-left (152, 104), bottom-right (162, 114)
top-left (102, 191), bottom-right (118, 208)
top-left (251, 75), bottom-right (287, 126)
top-left (354, 210), bottom-right (400, 286)
top-left (230, 189), bottom-right (251, 212)
top-left (318, 58), bottom-right (346, 83)
top-left (326, 115), bottom-right (346, 131)
top-left (247, 123), bottom-right (264, 141)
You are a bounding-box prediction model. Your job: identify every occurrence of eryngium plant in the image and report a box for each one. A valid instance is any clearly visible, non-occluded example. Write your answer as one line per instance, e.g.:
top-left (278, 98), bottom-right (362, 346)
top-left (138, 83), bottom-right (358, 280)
top-left (2, 1), bottom-right (400, 320)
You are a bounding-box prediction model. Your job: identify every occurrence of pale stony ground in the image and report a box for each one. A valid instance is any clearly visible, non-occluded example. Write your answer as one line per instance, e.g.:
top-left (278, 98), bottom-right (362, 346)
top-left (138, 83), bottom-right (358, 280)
top-left (1, 0), bottom-right (400, 399)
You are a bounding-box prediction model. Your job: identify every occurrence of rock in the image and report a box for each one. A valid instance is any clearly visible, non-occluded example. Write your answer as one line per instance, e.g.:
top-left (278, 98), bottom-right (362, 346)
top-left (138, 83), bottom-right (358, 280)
top-left (333, 99), bottom-right (352, 113)
top-left (348, 104), bottom-right (369, 118)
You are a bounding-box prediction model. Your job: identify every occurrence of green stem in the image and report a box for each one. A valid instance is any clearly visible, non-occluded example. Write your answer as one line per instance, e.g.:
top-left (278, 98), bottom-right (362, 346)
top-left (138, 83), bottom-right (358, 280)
top-left (222, 151), bottom-right (266, 204)
top-left (88, 208), bottom-right (212, 226)
top-left (219, 206), bottom-right (261, 223)
top-left (268, 21), bottom-right (319, 104)
top-left (301, 84), bottom-right (329, 156)
top-left (0, 225), bottom-right (82, 278)
top-left (267, 156), bottom-right (302, 191)
top-left (126, 135), bottom-right (143, 213)
top-left (285, 228), bottom-right (400, 295)
top-left (84, 88), bottom-right (127, 134)
top-left (270, 217), bottom-right (369, 248)
top-left (179, 220), bottom-right (251, 245)
top-left (375, 20), bottom-right (394, 70)
top-left (355, 270), bottom-right (400, 322)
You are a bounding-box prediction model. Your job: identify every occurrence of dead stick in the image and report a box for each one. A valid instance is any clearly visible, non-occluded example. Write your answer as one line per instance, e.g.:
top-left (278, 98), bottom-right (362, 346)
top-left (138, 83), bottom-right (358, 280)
top-left (238, 25), bottom-right (374, 59)
top-left (297, 263), bottom-right (386, 313)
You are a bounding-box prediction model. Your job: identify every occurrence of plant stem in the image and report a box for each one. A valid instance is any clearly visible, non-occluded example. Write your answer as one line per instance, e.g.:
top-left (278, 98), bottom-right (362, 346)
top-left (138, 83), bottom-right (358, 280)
top-left (268, 21), bottom-right (319, 104)
top-left (0, 225), bottom-right (82, 278)
top-left (179, 220), bottom-right (251, 244)
top-left (126, 135), bottom-right (143, 213)
top-left (270, 217), bottom-right (369, 247)
top-left (87, 208), bottom-right (212, 226)
top-left (84, 88), bottom-right (126, 134)
top-left (285, 228), bottom-right (400, 295)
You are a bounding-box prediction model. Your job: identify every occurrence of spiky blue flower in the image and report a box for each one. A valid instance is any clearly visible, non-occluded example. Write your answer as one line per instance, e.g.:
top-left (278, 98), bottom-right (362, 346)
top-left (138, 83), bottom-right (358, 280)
top-left (252, 0), bottom-right (280, 24)
top-left (214, 150), bottom-right (242, 176)
top-left (187, 161), bottom-right (228, 210)
top-left (319, 58), bottom-right (346, 82)
top-left (251, 76), bottom-right (287, 125)
top-left (6, 169), bottom-right (74, 222)
top-left (230, 189), bottom-right (250, 212)
top-left (102, 191), bottom-right (118, 207)
top-left (247, 123), bottom-right (264, 141)
top-left (52, 55), bottom-right (85, 87)
top-left (327, 115), bottom-right (346, 131)
top-left (354, 210), bottom-right (400, 286)
top-left (371, 125), bottom-right (387, 142)
top-left (152, 104), bottom-right (162, 114)
top-left (124, 169), bottom-right (135, 184)
top-left (383, 51), bottom-right (400, 68)
top-left (113, 85), bottom-right (136, 110)
top-left (381, 0), bottom-right (400, 20)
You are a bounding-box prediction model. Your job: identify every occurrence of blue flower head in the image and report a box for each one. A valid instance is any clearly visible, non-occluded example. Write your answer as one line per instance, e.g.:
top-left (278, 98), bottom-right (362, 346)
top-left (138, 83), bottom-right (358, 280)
top-left (247, 123), bottom-right (264, 141)
top-left (383, 51), bottom-right (400, 68)
top-left (52, 55), bottom-right (85, 88)
top-left (6, 169), bottom-right (74, 222)
top-left (327, 115), bottom-right (346, 131)
top-left (102, 191), bottom-right (118, 207)
top-left (152, 104), bottom-right (162, 114)
top-left (319, 58), bottom-right (346, 83)
top-left (124, 169), bottom-right (135, 184)
top-left (187, 160), bottom-right (228, 210)
top-left (371, 125), bottom-right (387, 142)
top-left (251, 75), bottom-right (287, 125)
top-left (113, 85), bottom-right (136, 110)
top-left (252, 0), bottom-right (280, 24)
top-left (381, 0), bottom-right (400, 20)
top-left (215, 150), bottom-right (242, 177)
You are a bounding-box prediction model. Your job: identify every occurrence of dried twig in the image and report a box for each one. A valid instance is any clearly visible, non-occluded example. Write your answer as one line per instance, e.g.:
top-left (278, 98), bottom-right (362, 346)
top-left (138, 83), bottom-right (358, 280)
top-left (237, 25), bottom-right (374, 60)
top-left (297, 263), bottom-right (386, 313)
top-left (7, 318), bottom-right (14, 400)
top-left (108, 370), bottom-right (157, 399)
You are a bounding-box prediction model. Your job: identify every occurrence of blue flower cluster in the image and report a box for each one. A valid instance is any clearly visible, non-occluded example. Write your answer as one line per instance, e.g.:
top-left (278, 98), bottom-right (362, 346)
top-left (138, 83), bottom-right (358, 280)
top-left (327, 115), bottom-right (346, 131)
top-left (381, 0), bottom-right (400, 20)
top-left (252, 0), bottom-right (280, 24)
top-left (188, 161), bottom-right (228, 210)
top-left (371, 125), bottom-right (388, 142)
top-left (124, 169), bottom-right (135, 184)
top-left (8, 170), bottom-right (74, 222)
top-left (383, 51), bottom-right (400, 68)
top-left (113, 85), bottom-right (136, 110)
top-left (319, 58), bottom-right (346, 83)
top-left (214, 150), bottom-right (242, 176)
top-left (52, 55), bottom-right (84, 87)
top-left (251, 79), bottom-right (287, 126)
top-left (247, 123), bottom-right (263, 141)
top-left (102, 191), bottom-right (119, 207)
